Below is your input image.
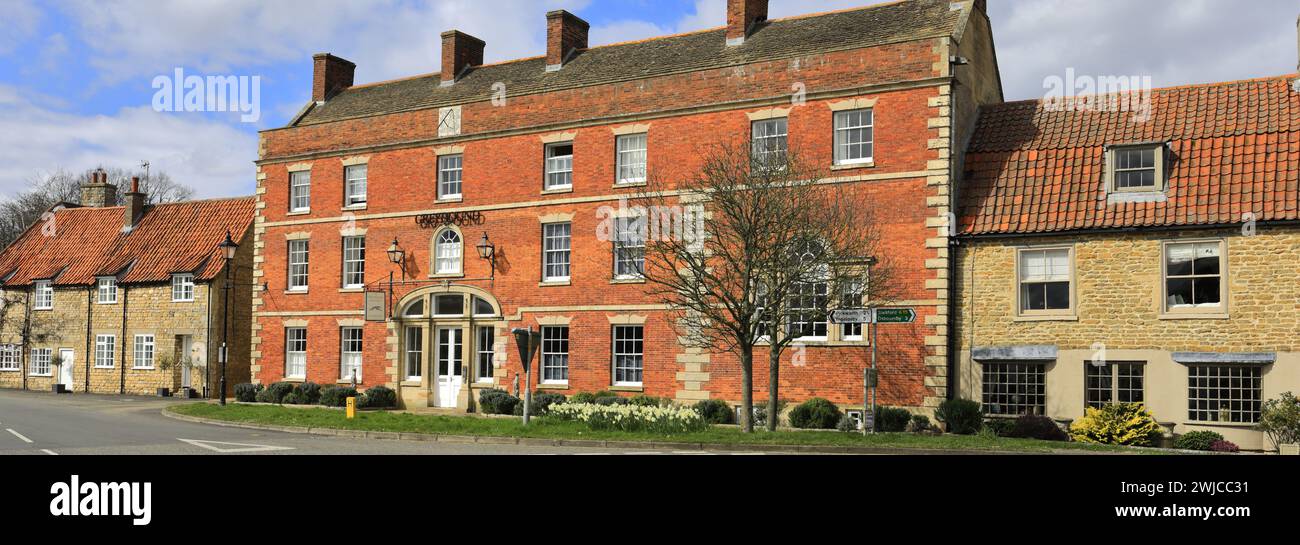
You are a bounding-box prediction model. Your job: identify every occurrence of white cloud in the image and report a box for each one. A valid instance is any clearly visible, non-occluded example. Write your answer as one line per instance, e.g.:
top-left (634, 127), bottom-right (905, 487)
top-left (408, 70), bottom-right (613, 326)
top-left (0, 0), bottom-right (42, 55)
top-left (0, 85), bottom-right (257, 199)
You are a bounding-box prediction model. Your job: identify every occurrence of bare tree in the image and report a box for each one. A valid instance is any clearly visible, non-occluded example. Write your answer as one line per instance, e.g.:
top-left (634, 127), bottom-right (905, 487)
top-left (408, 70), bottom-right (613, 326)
top-left (0, 166), bottom-right (195, 247)
top-left (632, 143), bottom-right (900, 432)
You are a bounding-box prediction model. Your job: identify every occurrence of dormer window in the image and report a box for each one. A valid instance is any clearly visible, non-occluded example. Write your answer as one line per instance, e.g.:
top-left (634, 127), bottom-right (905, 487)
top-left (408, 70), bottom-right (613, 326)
top-left (1108, 144), bottom-right (1165, 193)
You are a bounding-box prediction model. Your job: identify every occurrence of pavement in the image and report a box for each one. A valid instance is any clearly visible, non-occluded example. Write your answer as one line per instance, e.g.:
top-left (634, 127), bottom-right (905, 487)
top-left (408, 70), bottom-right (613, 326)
top-left (0, 389), bottom-right (782, 455)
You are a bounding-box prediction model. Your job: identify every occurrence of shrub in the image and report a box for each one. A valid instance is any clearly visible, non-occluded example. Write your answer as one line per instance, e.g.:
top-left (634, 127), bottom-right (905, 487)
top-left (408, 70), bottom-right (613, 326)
top-left (362, 386), bottom-right (397, 409)
top-left (256, 382), bottom-right (296, 404)
top-left (789, 398), bottom-right (843, 430)
top-left (294, 382), bottom-right (322, 405)
top-left (570, 392), bottom-right (597, 404)
top-left (320, 386), bottom-right (359, 408)
top-left (1210, 440), bottom-right (1240, 453)
top-left (1070, 403), bottom-right (1163, 447)
top-left (629, 395), bottom-right (668, 407)
top-left (906, 415), bottom-right (933, 434)
top-left (753, 400), bottom-right (788, 427)
top-left (478, 389), bottom-right (519, 415)
top-left (594, 396), bottom-right (630, 406)
top-left (874, 406), bottom-right (912, 433)
top-left (1007, 415), bottom-right (1068, 442)
top-left (511, 391), bottom-right (566, 416)
top-left (982, 418), bottom-right (1015, 437)
top-left (693, 399), bottom-right (735, 425)
top-left (1174, 430), bottom-right (1225, 451)
top-left (550, 403), bottom-right (706, 434)
top-left (1259, 392), bottom-right (1300, 450)
top-left (281, 392), bottom-right (304, 405)
top-left (837, 415), bottom-right (860, 433)
top-left (234, 383), bottom-right (263, 403)
top-left (935, 399), bottom-right (983, 435)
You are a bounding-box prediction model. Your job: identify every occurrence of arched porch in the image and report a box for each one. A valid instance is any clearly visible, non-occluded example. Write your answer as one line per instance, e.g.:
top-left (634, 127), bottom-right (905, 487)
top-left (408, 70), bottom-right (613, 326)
top-left (391, 284), bottom-right (508, 410)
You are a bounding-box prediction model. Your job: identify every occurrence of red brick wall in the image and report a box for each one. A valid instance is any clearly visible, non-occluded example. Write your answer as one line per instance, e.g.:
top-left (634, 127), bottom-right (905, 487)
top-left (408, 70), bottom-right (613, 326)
top-left (254, 39), bottom-right (948, 409)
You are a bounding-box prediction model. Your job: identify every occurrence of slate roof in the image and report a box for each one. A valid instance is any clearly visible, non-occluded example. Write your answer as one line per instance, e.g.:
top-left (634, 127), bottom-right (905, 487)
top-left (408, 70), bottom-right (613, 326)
top-left (294, 0), bottom-right (965, 126)
top-left (0, 197), bottom-right (256, 287)
top-left (958, 75), bottom-right (1300, 236)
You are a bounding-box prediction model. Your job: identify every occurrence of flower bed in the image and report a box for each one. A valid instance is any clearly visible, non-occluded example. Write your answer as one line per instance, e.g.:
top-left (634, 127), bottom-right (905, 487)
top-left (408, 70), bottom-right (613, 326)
top-left (550, 403), bottom-right (707, 434)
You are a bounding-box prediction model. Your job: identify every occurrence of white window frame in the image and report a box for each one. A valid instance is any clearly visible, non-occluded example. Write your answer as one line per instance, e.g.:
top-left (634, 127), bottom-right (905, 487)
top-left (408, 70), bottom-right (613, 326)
top-left (615, 133), bottom-right (647, 185)
top-left (438, 154), bottom-right (463, 200)
top-left (1016, 246), bottom-right (1075, 317)
top-left (542, 222), bottom-right (571, 282)
top-left (540, 326), bottom-right (569, 384)
top-left (839, 278), bottom-right (865, 341)
top-left (172, 274), bottom-right (195, 302)
top-left (342, 236), bottom-right (366, 289)
top-left (476, 326), bottom-right (495, 383)
top-left (434, 229), bottom-right (463, 276)
top-left (96, 277), bottom-right (118, 304)
top-left (1188, 364), bottom-right (1262, 424)
top-left (340, 327), bottom-right (363, 382)
top-left (544, 142), bottom-right (574, 190)
top-left (751, 118), bottom-right (788, 170)
top-left (344, 164), bottom-right (368, 207)
top-left (289, 170), bottom-right (311, 212)
top-left (287, 240), bottom-right (309, 292)
top-left (94, 335), bottom-right (116, 369)
top-left (33, 280), bottom-right (53, 310)
top-left (0, 347), bottom-right (19, 371)
top-left (132, 335), bottom-right (156, 370)
top-left (613, 216), bottom-right (645, 280)
top-left (404, 326), bottom-right (423, 381)
top-left (612, 325), bottom-right (644, 387)
top-left (788, 280), bottom-right (829, 341)
top-left (1162, 240), bottom-right (1227, 314)
top-left (833, 109), bottom-right (874, 165)
top-left (285, 327), bottom-right (307, 379)
top-left (30, 348), bottom-right (52, 376)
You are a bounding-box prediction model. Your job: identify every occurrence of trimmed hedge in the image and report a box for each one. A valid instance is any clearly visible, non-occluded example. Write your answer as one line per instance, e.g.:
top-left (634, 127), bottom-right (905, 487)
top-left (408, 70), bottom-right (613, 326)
top-left (693, 399), bottom-right (735, 425)
top-left (936, 399), bottom-right (983, 435)
top-left (1174, 430), bottom-right (1225, 451)
top-left (256, 382), bottom-right (296, 404)
top-left (478, 389), bottom-right (519, 415)
top-left (874, 406), bottom-right (912, 433)
top-left (320, 386), bottom-right (359, 408)
top-left (628, 395), bottom-right (669, 407)
top-left (907, 415), bottom-right (934, 433)
top-left (982, 418), bottom-right (1015, 437)
top-left (362, 386), bottom-right (397, 409)
top-left (1007, 415), bottom-right (1068, 442)
top-left (789, 398), bottom-right (843, 430)
top-left (234, 383), bottom-right (262, 403)
top-left (294, 382), bottom-right (322, 405)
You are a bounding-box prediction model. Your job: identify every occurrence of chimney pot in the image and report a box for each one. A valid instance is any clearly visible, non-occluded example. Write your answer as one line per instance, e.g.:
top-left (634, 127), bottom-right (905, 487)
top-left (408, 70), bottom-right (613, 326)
top-left (441, 30), bottom-right (486, 86)
top-left (123, 175), bottom-right (146, 230)
top-left (726, 0), bottom-right (768, 46)
top-left (79, 170), bottom-right (117, 208)
top-left (312, 53), bottom-right (356, 103)
top-left (546, 10), bottom-right (590, 72)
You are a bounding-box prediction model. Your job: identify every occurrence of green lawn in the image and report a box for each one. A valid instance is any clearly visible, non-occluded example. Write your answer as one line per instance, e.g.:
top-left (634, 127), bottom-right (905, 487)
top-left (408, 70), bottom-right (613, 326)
top-left (169, 403), bottom-right (1150, 454)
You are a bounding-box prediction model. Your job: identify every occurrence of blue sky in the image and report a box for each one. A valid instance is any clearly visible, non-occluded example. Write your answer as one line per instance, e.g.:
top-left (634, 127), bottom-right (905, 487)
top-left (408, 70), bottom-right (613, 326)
top-left (1, 0), bottom-right (1297, 200)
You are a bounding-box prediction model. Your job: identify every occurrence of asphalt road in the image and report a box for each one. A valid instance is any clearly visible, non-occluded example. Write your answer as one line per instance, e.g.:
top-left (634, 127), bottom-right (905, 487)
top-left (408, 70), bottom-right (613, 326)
top-left (0, 389), bottom-right (774, 456)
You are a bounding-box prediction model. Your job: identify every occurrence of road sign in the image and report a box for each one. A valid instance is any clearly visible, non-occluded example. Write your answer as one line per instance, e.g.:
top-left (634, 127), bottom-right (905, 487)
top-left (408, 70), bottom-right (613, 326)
top-left (874, 308), bottom-right (916, 324)
top-left (830, 309), bottom-right (872, 324)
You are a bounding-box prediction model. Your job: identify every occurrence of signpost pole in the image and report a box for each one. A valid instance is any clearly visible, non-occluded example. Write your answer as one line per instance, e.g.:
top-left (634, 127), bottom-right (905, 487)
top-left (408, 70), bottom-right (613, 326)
top-left (868, 308), bottom-right (878, 436)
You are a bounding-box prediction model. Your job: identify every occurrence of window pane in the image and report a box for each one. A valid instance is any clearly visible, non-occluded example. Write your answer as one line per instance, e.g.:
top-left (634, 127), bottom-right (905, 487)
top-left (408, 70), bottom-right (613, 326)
top-left (613, 325), bottom-right (644, 385)
top-left (1166, 278), bottom-right (1193, 307)
top-left (614, 217), bottom-right (645, 278)
top-left (616, 134), bottom-right (647, 184)
top-left (981, 362), bottom-right (1046, 416)
top-left (1193, 277), bottom-right (1221, 305)
top-left (340, 327), bottom-right (363, 381)
top-left (288, 240), bottom-right (309, 290)
top-left (543, 223), bottom-right (571, 280)
top-left (343, 236), bottom-right (366, 287)
top-left (436, 230), bottom-right (462, 275)
top-left (438, 155), bottom-right (463, 198)
top-left (435, 295), bottom-right (464, 316)
top-left (345, 164), bottom-right (367, 205)
top-left (290, 171), bottom-right (311, 211)
top-left (405, 327), bottom-right (423, 379)
top-left (477, 326), bottom-right (494, 381)
top-left (545, 143), bottom-right (574, 189)
top-left (1188, 365), bottom-right (1261, 423)
top-left (541, 326), bottom-right (569, 382)
top-left (473, 296), bottom-right (494, 316)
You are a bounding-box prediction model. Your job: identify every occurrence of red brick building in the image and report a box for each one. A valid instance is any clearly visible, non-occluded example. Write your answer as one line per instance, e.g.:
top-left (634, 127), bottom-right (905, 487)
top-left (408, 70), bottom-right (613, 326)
top-left (250, 0), bottom-right (1003, 415)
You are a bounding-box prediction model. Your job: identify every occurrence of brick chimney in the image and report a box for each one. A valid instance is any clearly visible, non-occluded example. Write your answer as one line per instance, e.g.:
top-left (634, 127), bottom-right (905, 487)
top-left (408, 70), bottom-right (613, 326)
top-left (441, 30), bottom-right (486, 86)
top-left (546, 10), bottom-right (590, 72)
top-left (726, 0), bottom-right (768, 46)
top-left (80, 170), bottom-right (117, 208)
top-left (312, 53), bottom-right (356, 103)
top-left (123, 177), bottom-right (146, 230)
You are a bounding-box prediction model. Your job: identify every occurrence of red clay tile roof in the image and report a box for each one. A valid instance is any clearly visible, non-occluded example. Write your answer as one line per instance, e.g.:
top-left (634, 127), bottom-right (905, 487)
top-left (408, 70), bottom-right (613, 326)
top-left (958, 75), bottom-right (1300, 236)
top-left (0, 197), bottom-right (255, 287)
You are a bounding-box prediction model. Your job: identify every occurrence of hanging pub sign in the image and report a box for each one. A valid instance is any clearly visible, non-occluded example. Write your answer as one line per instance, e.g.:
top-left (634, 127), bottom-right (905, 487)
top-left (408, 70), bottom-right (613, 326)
top-left (364, 291), bottom-right (387, 322)
top-left (416, 211), bottom-right (485, 229)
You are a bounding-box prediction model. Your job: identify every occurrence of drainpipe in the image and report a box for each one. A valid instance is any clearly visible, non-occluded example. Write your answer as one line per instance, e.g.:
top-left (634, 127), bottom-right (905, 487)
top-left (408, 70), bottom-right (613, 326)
top-left (85, 287), bottom-right (93, 392)
top-left (119, 286), bottom-right (129, 395)
top-left (21, 290), bottom-right (31, 391)
top-left (205, 281), bottom-right (213, 399)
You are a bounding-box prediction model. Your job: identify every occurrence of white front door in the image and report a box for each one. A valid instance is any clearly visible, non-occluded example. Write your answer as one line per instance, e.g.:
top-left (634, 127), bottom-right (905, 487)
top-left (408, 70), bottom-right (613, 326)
top-left (58, 349), bottom-right (74, 388)
top-left (435, 327), bottom-right (463, 408)
top-left (180, 336), bottom-right (194, 389)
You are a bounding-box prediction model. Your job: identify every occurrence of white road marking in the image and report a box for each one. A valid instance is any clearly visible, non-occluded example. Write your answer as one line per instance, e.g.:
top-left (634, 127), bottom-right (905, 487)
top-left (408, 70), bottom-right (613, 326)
top-left (177, 439), bottom-right (295, 453)
top-left (41, 449), bottom-right (58, 456)
top-left (6, 428), bottom-right (33, 443)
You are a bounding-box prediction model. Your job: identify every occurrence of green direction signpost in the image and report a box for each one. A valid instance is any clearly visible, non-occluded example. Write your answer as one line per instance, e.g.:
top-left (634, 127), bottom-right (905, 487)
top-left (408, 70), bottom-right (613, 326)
top-left (831, 307), bottom-right (916, 435)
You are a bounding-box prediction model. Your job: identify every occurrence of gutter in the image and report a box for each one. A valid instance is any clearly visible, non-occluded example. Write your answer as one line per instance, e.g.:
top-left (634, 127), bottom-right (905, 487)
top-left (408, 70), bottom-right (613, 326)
top-left (956, 220), bottom-right (1300, 242)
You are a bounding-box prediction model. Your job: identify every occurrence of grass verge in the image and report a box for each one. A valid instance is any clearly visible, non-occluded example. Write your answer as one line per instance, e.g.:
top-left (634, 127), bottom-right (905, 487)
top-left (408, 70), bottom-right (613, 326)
top-left (169, 403), bottom-right (1150, 454)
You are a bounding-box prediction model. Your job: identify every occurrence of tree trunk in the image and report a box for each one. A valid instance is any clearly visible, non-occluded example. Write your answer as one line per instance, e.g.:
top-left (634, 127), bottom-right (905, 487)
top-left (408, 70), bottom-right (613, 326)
top-left (740, 345), bottom-right (754, 433)
top-left (767, 341), bottom-right (780, 432)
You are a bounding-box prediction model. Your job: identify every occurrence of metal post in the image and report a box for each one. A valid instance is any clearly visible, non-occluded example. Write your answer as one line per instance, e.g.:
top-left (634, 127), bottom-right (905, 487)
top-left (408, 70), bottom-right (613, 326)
top-left (523, 367), bottom-right (532, 426)
top-left (220, 263), bottom-right (230, 406)
top-left (864, 308), bottom-right (878, 436)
